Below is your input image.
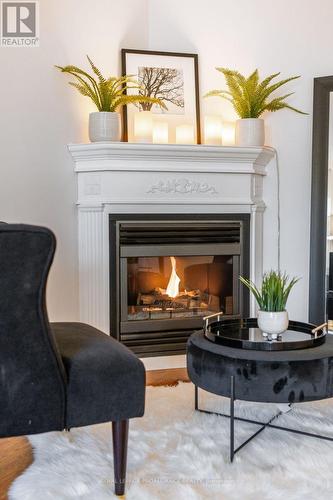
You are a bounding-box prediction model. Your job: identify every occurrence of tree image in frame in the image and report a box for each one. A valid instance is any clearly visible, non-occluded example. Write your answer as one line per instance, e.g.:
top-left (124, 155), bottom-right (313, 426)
top-left (137, 66), bottom-right (185, 113)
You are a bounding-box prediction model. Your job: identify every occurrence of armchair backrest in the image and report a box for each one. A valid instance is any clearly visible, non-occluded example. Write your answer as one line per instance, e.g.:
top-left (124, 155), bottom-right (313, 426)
top-left (0, 224), bottom-right (66, 437)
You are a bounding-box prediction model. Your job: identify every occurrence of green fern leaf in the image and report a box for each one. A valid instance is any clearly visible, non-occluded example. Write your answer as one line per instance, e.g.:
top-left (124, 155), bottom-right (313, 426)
top-left (56, 60), bottom-right (166, 112)
top-left (86, 55), bottom-right (106, 84)
top-left (262, 76), bottom-right (301, 100)
top-left (258, 72), bottom-right (281, 90)
top-left (112, 95), bottom-right (167, 112)
top-left (68, 82), bottom-right (99, 108)
top-left (205, 68), bottom-right (306, 118)
top-left (204, 89), bottom-right (232, 98)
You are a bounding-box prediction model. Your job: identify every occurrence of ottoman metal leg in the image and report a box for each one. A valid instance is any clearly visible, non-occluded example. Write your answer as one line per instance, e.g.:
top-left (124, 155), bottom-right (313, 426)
top-left (194, 379), bottom-right (236, 462)
top-left (195, 384), bottom-right (198, 410)
top-left (194, 377), bottom-right (283, 462)
top-left (230, 376), bottom-right (235, 462)
top-left (194, 377), bottom-right (333, 461)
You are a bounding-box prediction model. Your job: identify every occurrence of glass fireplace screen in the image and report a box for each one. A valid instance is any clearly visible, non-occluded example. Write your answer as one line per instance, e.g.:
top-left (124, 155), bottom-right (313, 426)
top-left (123, 254), bottom-right (235, 322)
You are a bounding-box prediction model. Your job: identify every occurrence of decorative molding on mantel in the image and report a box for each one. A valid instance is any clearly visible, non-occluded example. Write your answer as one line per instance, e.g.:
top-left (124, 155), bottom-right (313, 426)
top-left (68, 142), bottom-right (275, 174)
top-left (147, 178), bottom-right (218, 195)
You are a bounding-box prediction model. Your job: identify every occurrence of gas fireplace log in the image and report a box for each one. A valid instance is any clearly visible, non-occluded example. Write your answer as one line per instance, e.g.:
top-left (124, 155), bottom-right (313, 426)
top-left (137, 288), bottom-right (222, 312)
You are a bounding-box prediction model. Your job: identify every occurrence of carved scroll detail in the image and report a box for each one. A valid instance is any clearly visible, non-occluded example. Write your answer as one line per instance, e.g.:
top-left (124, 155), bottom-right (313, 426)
top-left (147, 178), bottom-right (218, 195)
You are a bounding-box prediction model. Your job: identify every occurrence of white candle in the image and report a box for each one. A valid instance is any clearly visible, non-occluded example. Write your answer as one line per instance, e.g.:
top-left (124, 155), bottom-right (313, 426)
top-left (204, 116), bottom-right (223, 145)
top-left (176, 124), bottom-right (195, 145)
top-left (222, 121), bottom-right (236, 146)
top-left (134, 111), bottom-right (153, 143)
top-left (153, 122), bottom-right (169, 144)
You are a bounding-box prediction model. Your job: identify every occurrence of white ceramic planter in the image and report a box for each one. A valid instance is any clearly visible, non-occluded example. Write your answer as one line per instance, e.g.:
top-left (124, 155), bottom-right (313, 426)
top-left (257, 310), bottom-right (289, 335)
top-left (235, 118), bottom-right (265, 147)
top-left (89, 112), bottom-right (121, 142)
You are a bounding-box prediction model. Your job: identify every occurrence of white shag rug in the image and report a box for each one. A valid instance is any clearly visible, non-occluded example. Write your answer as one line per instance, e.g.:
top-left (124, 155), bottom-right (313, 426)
top-left (9, 382), bottom-right (333, 500)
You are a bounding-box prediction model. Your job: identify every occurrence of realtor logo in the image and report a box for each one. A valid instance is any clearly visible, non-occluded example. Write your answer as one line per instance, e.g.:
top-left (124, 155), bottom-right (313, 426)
top-left (1, 1), bottom-right (39, 46)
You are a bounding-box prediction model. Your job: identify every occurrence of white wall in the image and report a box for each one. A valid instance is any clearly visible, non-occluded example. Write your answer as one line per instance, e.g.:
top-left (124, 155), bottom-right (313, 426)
top-left (1, 0), bottom-right (332, 323)
top-left (148, 0), bottom-right (333, 320)
top-left (0, 0), bottom-right (148, 320)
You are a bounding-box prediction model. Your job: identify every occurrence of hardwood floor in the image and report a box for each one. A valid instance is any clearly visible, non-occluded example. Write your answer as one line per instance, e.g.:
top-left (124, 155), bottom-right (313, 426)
top-left (0, 368), bottom-right (189, 499)
top-left (0, 437), bottom-right (33, 500)
top-left (146, 367), bottom-right (189, 386)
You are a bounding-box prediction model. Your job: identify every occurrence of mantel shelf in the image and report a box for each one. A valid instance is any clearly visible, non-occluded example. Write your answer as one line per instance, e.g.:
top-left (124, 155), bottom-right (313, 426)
top-left (68, 142), bottom-right (275, 175)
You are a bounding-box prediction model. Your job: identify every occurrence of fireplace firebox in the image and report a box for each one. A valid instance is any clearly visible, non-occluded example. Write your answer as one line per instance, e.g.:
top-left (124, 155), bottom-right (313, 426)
top-left (110, 215), bottom-right (250, 357)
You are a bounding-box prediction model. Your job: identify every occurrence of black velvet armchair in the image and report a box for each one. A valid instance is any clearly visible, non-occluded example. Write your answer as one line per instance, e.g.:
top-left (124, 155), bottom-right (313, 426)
top-left (0, 224), bottom-right (146, 496)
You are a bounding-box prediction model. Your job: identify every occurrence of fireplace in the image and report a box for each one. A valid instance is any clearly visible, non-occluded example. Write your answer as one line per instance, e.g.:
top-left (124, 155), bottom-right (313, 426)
top-left (110, 214), bottom-right (250, 356)
top-left (70, 142), bottom-right (274, 366)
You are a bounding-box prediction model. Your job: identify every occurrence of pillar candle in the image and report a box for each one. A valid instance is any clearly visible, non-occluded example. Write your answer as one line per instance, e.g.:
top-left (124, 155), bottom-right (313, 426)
top-left (222, 121), bottom-right (236, 146)
top-left (153, 122), bottom-right (169, 144)
top-left (176, 124), bottom-right (195, 145)
top-left (204, 116), bottom-right (223, 145)
top-left (134, 111), bottom-right (153, 143)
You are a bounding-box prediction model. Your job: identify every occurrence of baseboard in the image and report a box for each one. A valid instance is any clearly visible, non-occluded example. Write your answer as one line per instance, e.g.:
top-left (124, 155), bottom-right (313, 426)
top-left (141, 354), bottom-right (186, 371)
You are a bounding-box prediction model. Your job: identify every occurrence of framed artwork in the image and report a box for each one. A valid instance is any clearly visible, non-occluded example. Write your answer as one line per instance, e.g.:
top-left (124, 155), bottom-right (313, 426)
top-left (121, 49), bottom-right (201, 144)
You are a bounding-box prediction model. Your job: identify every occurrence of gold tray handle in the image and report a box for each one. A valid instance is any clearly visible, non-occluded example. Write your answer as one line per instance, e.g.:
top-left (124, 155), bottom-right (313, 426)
top-left (203, 311), bottom-right (224, 330)
top-left (311, 322), bottom-right (328, 338)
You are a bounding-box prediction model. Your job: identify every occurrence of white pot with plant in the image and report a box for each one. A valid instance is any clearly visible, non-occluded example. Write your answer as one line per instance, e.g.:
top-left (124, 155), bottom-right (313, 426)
top-left (56, 56), bottom-right (165, 142)
top-left (205, 68), bottom-right (306, 147)
top-left (240, 271), bottom-right (299, 337)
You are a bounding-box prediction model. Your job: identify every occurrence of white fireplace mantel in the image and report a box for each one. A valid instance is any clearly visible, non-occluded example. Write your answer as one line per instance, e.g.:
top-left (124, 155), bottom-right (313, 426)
top-left (69, 142), bottom-right (273, 171)
top-left (68, 142), bottom-right (275, 366)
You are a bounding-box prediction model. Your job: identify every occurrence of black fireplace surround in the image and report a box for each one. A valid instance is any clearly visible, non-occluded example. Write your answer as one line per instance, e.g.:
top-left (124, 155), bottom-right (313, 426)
top-left (109, 214), bottom-right (250, 357)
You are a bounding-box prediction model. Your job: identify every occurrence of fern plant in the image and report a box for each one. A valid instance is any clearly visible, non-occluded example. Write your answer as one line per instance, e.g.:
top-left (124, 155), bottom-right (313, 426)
top-left (240, 271), bottom-right (299, 312)
top-left (56, 56), bottom-right (166, 112)
top-left (205, 68), bottom-right (306, 118)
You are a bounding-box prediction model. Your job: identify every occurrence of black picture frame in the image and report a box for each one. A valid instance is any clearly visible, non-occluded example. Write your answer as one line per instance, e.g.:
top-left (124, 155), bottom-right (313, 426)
top-left (309, 76), bottom-right (333, 324)
top-left (121, 48), bottom-right (201, 144)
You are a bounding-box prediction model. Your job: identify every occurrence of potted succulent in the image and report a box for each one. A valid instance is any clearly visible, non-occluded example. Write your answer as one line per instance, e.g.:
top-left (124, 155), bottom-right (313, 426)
top-left (240, 271), bottom-right (299, 336)
top-left (56, 56), bottom-right (165, 142)
top-left (205, 69), bottom-right (306, 146)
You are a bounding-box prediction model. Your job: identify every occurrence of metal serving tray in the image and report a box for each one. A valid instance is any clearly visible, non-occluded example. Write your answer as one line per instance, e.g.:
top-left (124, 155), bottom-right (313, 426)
top-left (203, 314), bottom-right (327, 351)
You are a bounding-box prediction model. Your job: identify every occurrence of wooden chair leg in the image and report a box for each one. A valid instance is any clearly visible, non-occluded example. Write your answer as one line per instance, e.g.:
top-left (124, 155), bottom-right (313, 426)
top-left (112, 419), bottom-right (129, 496)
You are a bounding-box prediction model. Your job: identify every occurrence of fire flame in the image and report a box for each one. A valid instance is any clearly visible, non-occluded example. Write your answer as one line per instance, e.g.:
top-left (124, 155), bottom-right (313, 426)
top-left (166, 256), bottom-right (180, 298)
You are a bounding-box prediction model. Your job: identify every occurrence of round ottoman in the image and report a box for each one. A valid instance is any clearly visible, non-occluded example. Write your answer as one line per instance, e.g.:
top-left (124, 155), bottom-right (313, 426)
top-left (187, 330), bottom-right (333, 404)
top-left (187, 330), bottom-right (333, 461)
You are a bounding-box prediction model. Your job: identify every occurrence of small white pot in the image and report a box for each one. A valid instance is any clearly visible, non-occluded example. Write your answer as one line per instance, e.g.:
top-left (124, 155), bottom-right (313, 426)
top-left (235, 118), bottom-right (265, 147)
top-left (89, 112), bottom-right (121, 142)
top-left (257, 310), bottom-right (289, 335)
